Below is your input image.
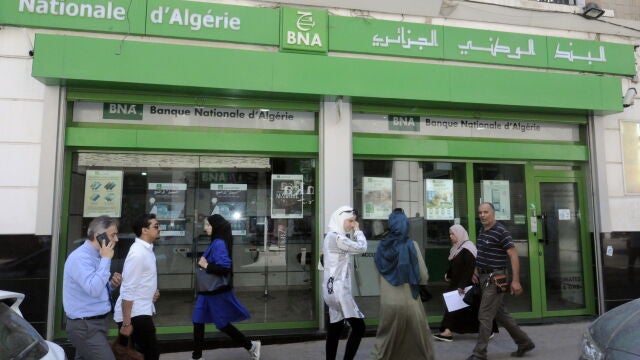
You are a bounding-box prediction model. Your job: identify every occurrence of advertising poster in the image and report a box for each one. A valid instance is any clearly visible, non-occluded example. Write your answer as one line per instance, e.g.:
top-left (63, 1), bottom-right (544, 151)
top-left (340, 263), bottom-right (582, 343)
top-left (481, 180), bottom-right (511, 220)
top-left (210, 183), bottom-right (248, 236)
top-left (83, 170), bottom-right (123, 217)
top-left (271, 174), bottom-right (304, 219)
top-left (362, 177), bottom-right (393, 219)
top-left (147, 183), bottom-right (187, 237)
top-left (425, 179), bottom-right (454, 220)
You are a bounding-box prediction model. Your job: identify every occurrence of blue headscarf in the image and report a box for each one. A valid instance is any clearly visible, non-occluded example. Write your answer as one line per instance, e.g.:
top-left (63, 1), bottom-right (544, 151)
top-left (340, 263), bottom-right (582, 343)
top-left (374, 209), bottom-right (421, 299)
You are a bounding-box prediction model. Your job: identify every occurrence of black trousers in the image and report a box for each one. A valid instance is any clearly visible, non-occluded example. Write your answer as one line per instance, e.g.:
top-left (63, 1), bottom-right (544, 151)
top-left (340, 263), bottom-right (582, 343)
top-left (326, 317), bottom-right (365, 360)
top-left (192, 322), bottom-right (252, 359)
top-left (118, 315), bottom-right (159, 360)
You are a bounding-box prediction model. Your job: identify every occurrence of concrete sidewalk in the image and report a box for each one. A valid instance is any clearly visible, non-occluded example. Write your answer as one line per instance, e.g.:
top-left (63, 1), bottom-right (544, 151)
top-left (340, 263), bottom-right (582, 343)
top-left (160, 321), bottom-right (589, 360)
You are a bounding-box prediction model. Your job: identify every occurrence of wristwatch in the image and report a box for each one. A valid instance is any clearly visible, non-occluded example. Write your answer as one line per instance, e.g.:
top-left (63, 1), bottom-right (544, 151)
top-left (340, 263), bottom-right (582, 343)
top-left (122, 323), bottom-right (131, 327)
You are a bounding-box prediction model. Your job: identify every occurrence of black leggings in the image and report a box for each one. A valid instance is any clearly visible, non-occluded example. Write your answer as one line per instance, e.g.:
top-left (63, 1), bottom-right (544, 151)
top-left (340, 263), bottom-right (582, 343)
top-left (326, 317), bottom-right (365, 360)
top-left (192, 322), bottom-right (252, 359)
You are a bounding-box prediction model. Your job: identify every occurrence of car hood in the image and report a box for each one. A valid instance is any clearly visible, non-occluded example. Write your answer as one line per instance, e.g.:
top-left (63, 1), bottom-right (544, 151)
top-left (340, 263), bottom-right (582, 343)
top-left (590, 298), bottom-right (640, 356)
top-left (43, 341), bottom-right (67, 360)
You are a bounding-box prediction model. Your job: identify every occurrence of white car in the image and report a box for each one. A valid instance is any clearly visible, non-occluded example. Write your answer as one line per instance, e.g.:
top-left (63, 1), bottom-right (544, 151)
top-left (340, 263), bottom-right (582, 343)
top-left (0, 290), bottom-right (67, 360)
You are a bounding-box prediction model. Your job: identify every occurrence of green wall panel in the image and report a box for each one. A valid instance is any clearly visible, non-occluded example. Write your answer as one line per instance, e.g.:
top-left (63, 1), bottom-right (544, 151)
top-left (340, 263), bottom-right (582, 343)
top-left (353, 135), bottom-right (588, 161)
top-left (33, 34), bottom-right (622, 112)
top-left (66, 127), bottom-right (318, 153)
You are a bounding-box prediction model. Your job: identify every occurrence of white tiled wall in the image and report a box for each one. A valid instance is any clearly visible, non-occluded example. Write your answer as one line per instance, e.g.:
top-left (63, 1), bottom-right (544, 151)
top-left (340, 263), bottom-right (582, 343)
top-left (0, 27), bottom-right (46, 234)
top-left (595, 70), bottom-right (640, 231)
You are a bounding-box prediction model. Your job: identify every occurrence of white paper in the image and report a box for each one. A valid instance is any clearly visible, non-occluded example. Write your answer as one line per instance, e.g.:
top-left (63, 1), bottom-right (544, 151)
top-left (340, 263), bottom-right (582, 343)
top-left (443, 285), bottom-right (473, 312)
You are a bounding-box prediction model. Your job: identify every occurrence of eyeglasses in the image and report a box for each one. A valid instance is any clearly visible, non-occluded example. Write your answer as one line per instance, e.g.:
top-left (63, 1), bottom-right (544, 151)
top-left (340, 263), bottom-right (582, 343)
top-left (338, 209), bottom-right (358, 216)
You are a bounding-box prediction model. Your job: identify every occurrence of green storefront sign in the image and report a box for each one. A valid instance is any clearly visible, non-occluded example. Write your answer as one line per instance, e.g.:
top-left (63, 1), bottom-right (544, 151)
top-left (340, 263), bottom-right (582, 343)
top-left (103, 103), bottom-right (143, 120)
top-left (0, 0), bottom-right (634, 75)
top-left (330, 16), bottom-right (444, 59)
top-left (0, 0), bottom-right (147, 34)
top-left (145, 0), bottom-right (279, 45)
top-left (328, 16), bottom-right (635, 76)
top-left (280, 7), bottom-right (328, 54)
top-left (388, 115), bottom-right (420, 132)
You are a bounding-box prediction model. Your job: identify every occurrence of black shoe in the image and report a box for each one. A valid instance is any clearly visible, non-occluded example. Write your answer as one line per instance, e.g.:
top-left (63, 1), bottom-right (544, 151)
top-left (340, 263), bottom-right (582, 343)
top-left (433, 334), bottom-right (453, 342)
top-left (511, 342), bottom-right (535, 357)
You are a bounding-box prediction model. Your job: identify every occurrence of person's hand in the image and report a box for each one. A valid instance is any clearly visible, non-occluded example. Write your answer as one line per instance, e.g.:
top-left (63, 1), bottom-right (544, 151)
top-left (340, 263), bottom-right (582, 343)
top-left (511, 280), bottom-right (523, 296)
top-left (99, 238), bottom-right (115, 259)
top-left (457, 288), bottom-right (465, 295)
top-left (198, 256), bottom-right (208, 269)
top-left (120, 323), bottom-right (133, 337)
top-left (153, 289), bottom-right (160, 303)
top-left (352, 221), bottom-right (360, 232)
top-left (110, 272), bottom-right (122, 288)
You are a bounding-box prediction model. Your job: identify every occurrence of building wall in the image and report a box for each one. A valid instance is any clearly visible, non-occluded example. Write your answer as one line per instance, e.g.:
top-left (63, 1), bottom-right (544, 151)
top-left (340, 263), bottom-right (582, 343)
top-left (0, 27), bottom-right (45, 234)
top-left (0, 27), bottom-right (55, 334)
top-left (601, 0), bottom-right (640, 21)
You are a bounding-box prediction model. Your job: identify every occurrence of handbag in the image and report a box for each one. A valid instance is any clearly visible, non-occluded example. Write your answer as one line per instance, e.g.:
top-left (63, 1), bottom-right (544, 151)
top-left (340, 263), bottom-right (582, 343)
top-left (111, 335), bottom-right (143, 360)
top-left (196, 267), bottom-right (231, 292)
top-left (493, 273), bottom-right (510, 293)
top-left (463, 284), bottom-right (481, 307)
top-left (419, 285), bottom-right (433, 302)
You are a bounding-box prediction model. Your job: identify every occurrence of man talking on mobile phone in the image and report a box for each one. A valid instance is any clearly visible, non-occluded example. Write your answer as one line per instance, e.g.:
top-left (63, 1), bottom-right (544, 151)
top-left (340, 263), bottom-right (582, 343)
top-left (63, 216), bottom-right (122, 360)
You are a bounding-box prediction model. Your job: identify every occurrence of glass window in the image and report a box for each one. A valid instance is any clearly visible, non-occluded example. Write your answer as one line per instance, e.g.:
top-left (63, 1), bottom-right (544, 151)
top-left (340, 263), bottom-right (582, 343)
top-left (352, 160), bottom-right (468, 317)
top-left (621, 121), bottom-right (640, 194)
top-left (64, 153), bottom-right (317, 329)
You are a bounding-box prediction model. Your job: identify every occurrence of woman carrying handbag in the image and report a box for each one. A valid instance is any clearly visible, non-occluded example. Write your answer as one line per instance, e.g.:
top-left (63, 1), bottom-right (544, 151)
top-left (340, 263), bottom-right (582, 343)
top-left (434, 224), bottom-right (498, 342)
top-left (191, 214), bottom-right (261, 360)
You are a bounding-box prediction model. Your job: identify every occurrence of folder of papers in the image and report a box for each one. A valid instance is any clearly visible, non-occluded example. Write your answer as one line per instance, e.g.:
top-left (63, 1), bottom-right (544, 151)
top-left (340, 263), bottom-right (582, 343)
top-left (443, 285), bottom-right (473, 312)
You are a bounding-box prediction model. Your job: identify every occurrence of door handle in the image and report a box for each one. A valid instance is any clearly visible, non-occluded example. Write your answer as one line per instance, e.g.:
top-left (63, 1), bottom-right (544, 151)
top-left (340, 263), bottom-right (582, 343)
top-left (539, 212), bottom-right (549, 245)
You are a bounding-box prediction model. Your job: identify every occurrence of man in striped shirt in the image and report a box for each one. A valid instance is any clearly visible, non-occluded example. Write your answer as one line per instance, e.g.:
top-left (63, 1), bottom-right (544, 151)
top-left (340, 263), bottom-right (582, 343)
top-left (466, 203), bottom-right (535, 360)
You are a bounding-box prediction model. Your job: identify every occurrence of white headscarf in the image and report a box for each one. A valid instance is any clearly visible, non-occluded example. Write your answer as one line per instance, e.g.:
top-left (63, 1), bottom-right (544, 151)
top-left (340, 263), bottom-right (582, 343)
top-left (448, 224), bottom-right (477, 260)
top-left (327, 205), bottom-right (357, 234)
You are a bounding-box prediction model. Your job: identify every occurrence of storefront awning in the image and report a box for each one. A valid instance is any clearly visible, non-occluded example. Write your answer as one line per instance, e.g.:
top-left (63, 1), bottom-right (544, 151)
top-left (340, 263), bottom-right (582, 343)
top-left (32, 34), bottom-right (623, 112)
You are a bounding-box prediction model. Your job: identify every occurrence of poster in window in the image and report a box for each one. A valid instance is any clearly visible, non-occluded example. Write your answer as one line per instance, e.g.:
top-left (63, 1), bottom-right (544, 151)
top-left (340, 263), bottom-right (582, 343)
top-left (271, 174), bottom-right (304, 219)
top-left (425, 179), bottom-right (454, 220)
top-left (83, 170), bottom-right (123, 218)
top-left (210, 183), bottom-right (248, 235)
top-left (362, 177), bottom-right (393, 219)
top-left (147, 183), bottom-right (187, 236)
top-left (481, 180), bottom-right (511, 220)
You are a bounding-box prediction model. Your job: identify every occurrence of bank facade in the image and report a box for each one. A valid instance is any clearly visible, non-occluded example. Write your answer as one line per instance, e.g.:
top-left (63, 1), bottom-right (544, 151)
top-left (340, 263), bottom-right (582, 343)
top-left (1, 0), bottom-right (639, 344)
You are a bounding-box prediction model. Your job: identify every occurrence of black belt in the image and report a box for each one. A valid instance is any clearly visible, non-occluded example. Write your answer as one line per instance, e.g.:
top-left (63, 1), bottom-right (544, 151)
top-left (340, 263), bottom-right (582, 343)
top-left (477, 267), bottom-right (506, 274)
top-left (68, 313), bottom-right (109, 321)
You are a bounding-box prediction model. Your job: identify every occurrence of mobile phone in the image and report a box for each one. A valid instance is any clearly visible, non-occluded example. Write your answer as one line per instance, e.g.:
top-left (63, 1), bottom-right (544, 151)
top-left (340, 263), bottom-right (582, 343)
top-left (96, 232), bottom-right (110, 246)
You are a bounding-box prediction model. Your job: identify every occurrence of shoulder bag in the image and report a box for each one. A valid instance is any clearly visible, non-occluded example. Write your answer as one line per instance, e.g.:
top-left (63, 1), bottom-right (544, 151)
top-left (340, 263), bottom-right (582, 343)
top-left (196, 267), bottom-right (231, 293)
top-left (419, 285), bottom-right (433, 302)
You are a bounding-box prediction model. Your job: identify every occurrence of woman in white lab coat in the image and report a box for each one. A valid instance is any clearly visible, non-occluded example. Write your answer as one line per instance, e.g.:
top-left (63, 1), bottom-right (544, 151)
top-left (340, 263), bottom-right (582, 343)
top-left (321, 206), bottom-right (368, 360)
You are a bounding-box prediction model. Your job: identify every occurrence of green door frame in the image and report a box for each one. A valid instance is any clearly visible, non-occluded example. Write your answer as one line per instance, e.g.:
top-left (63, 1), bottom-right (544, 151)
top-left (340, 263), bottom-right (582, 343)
top-left (525, 165), bottom-right (596, 318)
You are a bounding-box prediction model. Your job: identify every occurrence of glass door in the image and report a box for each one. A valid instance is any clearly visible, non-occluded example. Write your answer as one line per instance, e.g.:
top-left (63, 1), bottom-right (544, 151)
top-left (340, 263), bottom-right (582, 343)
top-left (533, 175), bottom-right (592, 315)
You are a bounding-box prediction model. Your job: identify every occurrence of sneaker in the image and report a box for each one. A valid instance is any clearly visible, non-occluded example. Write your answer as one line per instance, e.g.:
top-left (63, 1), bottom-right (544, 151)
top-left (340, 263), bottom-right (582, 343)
top-left (489, 332), bottom-right (497, 339)
top-left (510, 342), bottom-right (535, 357)
top-left (433, 333), bottom-right (453, 342)
top-left (248, 340), bottom-right (261, 360)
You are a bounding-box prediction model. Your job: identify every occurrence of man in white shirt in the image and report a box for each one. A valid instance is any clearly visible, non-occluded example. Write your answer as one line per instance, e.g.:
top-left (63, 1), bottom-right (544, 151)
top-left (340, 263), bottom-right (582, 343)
top-left (114, 213), bottom-right (161, 360)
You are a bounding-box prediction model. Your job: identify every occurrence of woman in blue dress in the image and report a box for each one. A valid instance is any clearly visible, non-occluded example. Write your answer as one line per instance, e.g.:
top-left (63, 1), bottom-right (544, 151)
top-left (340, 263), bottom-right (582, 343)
top-left (191, 214), bottom-right (261, 360)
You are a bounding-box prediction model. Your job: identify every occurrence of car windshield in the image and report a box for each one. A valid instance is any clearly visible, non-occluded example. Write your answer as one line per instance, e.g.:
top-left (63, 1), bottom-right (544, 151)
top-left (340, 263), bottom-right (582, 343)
top-left (0, 302), bottom-right (49, 360)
